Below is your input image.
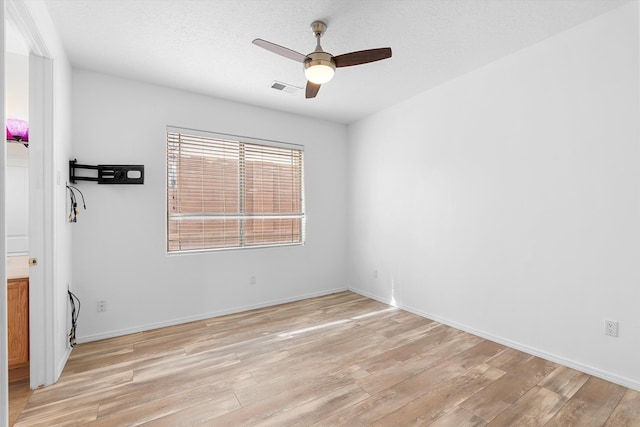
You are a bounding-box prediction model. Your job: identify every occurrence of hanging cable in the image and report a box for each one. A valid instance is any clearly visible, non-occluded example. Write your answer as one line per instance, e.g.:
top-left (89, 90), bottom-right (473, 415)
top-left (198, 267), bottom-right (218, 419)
top-left (68, 185), bottom-right (75, 221)
top-left (66, 184), bottom-right (87, 222)
top-left (67, 185), bottom-right (86, 209)
top-left (68, 290), bottom-right (81, 347)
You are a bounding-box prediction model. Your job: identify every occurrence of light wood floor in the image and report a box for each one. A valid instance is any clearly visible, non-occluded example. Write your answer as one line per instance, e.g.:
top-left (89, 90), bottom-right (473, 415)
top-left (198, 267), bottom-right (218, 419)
top-left (11, 291), bottom-right (640, 426)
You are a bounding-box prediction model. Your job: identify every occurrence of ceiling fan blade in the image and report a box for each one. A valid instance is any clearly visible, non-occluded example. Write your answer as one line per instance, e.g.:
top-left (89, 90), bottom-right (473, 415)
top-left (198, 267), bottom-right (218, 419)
top-left (334, 47), bottom-right (392, 68)
top-left (252, 39), bottom-right (307, 63)
top-left (306, 81), bottom-right (321, 99)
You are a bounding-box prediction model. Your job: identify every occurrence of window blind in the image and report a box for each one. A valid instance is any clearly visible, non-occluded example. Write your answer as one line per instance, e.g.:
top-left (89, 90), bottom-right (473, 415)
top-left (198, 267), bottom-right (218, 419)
top-left (167, 130), bottom-right (305, 252)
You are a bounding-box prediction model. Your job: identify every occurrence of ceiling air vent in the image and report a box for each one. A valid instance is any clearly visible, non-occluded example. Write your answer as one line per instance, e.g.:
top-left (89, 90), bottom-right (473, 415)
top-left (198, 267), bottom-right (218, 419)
top-left (270, 81), bottom-right (301, 95)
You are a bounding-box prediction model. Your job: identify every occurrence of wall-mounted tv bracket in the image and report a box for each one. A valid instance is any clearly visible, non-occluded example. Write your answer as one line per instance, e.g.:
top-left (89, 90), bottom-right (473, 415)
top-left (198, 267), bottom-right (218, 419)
top-left (69, 159), bottom-right (144, 184)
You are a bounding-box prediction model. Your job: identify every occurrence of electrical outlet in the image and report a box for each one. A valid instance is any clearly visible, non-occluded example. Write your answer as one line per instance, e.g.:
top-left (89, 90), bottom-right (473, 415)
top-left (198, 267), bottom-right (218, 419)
top-left (97, 300), bottom-right (107, 312)
top-left (604, 319), bottom-right (619, 337)
top-left (250, 276), bottom-right (257, 285)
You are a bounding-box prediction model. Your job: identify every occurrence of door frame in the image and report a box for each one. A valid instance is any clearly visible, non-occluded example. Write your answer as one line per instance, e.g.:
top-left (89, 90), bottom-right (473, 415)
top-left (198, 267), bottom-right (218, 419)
top-left (2, 3), bottom-right (9, 426)
top-left (4, 0), bottom-right (55, 391)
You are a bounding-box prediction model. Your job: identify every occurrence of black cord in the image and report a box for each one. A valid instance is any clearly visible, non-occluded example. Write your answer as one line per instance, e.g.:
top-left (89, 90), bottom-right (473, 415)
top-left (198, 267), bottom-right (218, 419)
top-left (68, 290), bottom-right (81, 347)
top-left (67, 185), bottom-right (86, 209)
top-left (66, 184), bottom-right (87, 222)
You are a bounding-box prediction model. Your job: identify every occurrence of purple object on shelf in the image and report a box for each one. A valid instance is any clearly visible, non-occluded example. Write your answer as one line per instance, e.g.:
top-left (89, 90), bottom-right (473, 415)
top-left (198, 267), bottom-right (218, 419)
top-left (6, 118), bottom-right (29, 142)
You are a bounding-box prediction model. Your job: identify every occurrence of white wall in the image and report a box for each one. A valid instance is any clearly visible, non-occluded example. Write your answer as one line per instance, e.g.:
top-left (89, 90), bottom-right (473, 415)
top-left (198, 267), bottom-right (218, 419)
top-left (71, 70), bottom-right (348, 341)
top-left (49, 29), bottom-right (74, 387)
top-left (348, 2), bottom-right (640, 390)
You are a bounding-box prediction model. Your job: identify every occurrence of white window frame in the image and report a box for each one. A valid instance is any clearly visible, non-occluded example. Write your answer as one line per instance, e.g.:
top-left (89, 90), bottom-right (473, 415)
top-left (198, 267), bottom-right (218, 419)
top-left (166, 126), bottom-right (306, 253)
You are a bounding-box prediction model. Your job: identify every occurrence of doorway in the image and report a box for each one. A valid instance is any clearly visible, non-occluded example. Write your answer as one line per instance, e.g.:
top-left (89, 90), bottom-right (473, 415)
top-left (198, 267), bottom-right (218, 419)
top-left (3, 1), bottom-right (68, 424)
top-left (5, 17), bottom-right (31, 425)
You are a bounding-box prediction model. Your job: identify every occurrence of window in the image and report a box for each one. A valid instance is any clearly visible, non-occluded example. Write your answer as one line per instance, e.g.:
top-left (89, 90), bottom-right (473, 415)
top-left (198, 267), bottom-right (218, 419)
top-left (167, 128), bottom-right (305, 252)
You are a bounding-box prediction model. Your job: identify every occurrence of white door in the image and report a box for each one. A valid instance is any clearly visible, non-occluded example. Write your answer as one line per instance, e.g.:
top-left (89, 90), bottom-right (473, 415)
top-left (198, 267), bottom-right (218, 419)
top-left (28, 53), bottom-right (54, 389)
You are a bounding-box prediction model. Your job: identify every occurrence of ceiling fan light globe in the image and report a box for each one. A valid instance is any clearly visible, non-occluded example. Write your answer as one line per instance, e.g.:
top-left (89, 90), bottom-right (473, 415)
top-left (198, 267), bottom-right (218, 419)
top-left (305, 64), bottom-right (335, 84)
top-left (304, 52), bottom-right (336, 84)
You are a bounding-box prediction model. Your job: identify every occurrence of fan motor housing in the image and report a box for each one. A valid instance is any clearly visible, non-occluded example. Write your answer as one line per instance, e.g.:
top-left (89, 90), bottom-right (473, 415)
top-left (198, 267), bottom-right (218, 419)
top-left (304, 52), bottom-right (336, 70)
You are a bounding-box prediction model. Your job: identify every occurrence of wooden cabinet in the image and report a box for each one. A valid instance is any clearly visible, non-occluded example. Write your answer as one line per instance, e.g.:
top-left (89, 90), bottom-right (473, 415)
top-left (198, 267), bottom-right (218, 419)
top-left (8, 277), bottom-right (29, 369)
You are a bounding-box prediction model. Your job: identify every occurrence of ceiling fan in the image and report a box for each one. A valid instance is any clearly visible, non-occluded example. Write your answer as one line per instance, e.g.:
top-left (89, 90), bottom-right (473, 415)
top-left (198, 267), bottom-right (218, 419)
top-left (253, 21), bottom-right (392, 99)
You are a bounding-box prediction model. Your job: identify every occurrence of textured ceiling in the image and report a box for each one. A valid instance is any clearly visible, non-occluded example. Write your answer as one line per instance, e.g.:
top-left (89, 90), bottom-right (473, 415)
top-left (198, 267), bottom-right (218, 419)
top-left (45, 0), bottom-right (630, 124)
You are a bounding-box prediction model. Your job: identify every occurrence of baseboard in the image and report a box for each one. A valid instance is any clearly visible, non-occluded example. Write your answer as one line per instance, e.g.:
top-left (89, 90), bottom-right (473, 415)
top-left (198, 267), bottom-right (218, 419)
top-left (349, 286), bottom-right (640, 392)
top-left (76, 287), bottom-right (348, 344)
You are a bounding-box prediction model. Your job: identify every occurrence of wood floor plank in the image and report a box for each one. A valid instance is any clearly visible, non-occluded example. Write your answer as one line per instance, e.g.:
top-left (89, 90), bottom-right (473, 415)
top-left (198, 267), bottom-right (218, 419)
top-left (10, 291), bottom-right (639, 427)
top-left (355, 330), bottom-right (483, 395)
top-left (204, 367), bottom-right (363, 426)
top-left (253, 383), bottom-right (370, 427)
top-left (24, 370), bottom-right (134, 408)
top-left (352, 337), bottom-right (503, 417)
top-left (458, 355), bottom-right (558, 422)
top-left (91, 389), bottom-right (240, 427)
top-left (236, 335), bottom-right (383, 405)
top-left (484, 347), bottom-right (531, 371)
top-left (486, 386), bottom-right (566, 426)
top-left (8, 379), bottom-right (32, 427)
top-left (356, 324), bottom-right (461, 374)
top-left (235, 357), bottom-right (368, 408)
top-left (539, 365), bottom-right (590, 398)
top-left (545, 376), bottom-right (628, 427)
top-left (139, 393), bottom-right (241, 427)
top-left (316, 351), bottom-right (473, 425)
top-left (132, 350), bottom-right (240, 383)
top-left (370, 363), bottom-right (505, 426)
top-left (605, 389), bottom-right (640, 427)
top-left (14, 404), bottom-right (99, 427)
top-left (366, 312), bottom-right (434, 338)
top-left (427, 407), bottom-right (487, 427)
top-left (447, 340), bottom-right (507, 370)
top-left (98, 365), bottom-right (254, 418)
